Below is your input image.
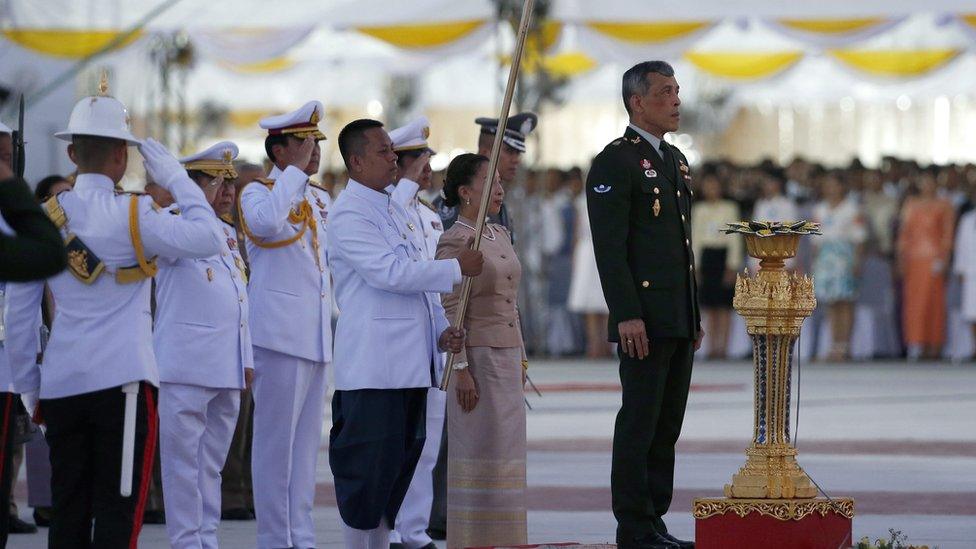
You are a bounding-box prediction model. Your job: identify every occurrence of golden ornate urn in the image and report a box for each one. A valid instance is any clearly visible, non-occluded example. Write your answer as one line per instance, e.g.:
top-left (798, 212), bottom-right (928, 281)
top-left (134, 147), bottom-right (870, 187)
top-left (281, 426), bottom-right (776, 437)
top-left (692, 222), bottom-right (854, 548)
top-left (725, 231), bottom-right (817, 499)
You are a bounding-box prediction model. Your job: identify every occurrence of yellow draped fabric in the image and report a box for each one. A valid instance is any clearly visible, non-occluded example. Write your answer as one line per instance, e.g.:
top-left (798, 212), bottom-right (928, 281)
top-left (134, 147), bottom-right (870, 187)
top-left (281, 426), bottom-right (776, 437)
top-left (830, 49), bottom-right (960, 77)
top-left (525, 21), bottom-right (562, 53)
top-left (542, 52), bottom-right (597, 78)
top-left (778, 18), bottom-right (887, 35)
top-left (354, 20), bottom-right (485, 49)
top-left (685, 51), bottom-right (803, 80)
top-left (2, 29), bottom-right (143, 59)
top-left (222, 57), bottom-right (296, 74)
top-left (586, 21), bottom-right (710, 44)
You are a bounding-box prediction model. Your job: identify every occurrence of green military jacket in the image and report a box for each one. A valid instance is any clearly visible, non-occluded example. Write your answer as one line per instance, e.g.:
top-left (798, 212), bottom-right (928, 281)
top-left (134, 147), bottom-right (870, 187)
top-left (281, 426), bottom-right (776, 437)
top-left (585, 126), bottom-right (701, 341)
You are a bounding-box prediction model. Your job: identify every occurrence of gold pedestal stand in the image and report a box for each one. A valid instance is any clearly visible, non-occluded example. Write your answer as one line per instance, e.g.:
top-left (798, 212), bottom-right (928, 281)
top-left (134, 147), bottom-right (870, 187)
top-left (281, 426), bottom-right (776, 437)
top-left (724, 233), bottom-right (815, 499)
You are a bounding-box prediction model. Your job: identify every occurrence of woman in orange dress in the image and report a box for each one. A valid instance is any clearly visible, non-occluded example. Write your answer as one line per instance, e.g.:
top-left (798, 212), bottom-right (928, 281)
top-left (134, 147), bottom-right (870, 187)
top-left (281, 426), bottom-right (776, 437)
top-left (896, 172), bottom-right (956, 360)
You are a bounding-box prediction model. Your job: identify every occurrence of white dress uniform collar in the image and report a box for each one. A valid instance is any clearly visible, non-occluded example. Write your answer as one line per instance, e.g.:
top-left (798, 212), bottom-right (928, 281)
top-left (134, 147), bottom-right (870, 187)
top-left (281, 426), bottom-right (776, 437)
top-left (73, 172), bottom-right (116, 192)
top-left (0, 121), bottom-right (10, 134)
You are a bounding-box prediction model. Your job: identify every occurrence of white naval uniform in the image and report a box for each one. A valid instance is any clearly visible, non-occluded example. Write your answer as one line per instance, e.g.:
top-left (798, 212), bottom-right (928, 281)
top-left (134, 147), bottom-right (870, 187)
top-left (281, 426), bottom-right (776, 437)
top-left (388, 179), bottom-right (448, 549)
top-left (155, 211), bottom-right (253, 549)
top-left (2, 173), bottom-right (223, 543)
top-left (239, 164), bottom-right (332, 549)
top-left (328, 178), bottom-right (459, 548)
top-left (4, 173), bottom-right (223, 400)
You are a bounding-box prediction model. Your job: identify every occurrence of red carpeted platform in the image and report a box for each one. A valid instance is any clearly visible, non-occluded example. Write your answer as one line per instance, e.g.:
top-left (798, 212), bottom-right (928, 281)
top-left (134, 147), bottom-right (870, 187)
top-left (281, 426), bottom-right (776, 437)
top-left (694, 497), bottom-right (854, 549)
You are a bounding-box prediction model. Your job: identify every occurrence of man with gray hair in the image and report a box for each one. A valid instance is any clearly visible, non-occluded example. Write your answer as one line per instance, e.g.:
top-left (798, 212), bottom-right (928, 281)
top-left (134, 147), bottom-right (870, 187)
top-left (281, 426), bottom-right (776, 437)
top-left (586, 60), bottom-right (701, 549)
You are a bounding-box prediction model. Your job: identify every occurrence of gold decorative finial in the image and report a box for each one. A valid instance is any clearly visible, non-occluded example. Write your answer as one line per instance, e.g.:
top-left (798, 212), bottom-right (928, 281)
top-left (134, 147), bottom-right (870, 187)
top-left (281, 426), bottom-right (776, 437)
top-left (222, 149), bottom-right (233, 163)
top-left (98, 70), bottom-right (110, 96)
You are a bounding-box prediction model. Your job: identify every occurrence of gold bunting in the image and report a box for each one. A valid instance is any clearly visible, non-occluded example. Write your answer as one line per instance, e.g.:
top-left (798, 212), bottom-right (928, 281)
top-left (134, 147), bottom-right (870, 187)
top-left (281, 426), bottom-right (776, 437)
top-left (778, 17), bottom-right (887, 35)
top-left (586, 21), bottom-right (710, 44)
top-left (829, 48), bottom-right (961, 77)
top-left (355, 20), bottom-right (486, 49)
top-left (685, 51), bottom-right (803, 80)
top-left (2, 29), bottom-right (143, 59)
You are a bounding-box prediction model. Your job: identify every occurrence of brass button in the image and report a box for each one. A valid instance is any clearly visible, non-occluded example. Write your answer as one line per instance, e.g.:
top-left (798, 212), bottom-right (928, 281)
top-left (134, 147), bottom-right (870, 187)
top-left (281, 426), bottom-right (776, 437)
top-left (653, 187), bottom-right (660, 195)
top-left (507, 275), bottom-right (513, 280)
top-left (685, 238), bottom-right (690, 246)
top-left (321, 292), bottom-right (326, 298)
top-left (642, 281), bottom-right (650, 288)
top-left (689, 264), bottom-right (694, 271)
top-left (681, 214), bottom-right (686, 222)
top-left (508, 322), bottom-right (514, 327)
top-left (677, 190), bottom-right (682, 197)
top-left (239, 296), bottom-right (244, 303)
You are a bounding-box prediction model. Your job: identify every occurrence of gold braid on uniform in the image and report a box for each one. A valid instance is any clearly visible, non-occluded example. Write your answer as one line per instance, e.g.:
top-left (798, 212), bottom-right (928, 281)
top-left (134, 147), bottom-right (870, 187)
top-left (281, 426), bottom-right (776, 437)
top-left (236, 180), bottom-right (320, 267)
top-left (118, 195), bottom-right (159, 283)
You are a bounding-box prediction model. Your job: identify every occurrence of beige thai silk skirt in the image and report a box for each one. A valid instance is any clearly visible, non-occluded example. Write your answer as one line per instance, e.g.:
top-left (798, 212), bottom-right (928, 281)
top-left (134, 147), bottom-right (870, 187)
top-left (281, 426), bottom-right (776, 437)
top-left (446, 346), bottom-right (527, 548)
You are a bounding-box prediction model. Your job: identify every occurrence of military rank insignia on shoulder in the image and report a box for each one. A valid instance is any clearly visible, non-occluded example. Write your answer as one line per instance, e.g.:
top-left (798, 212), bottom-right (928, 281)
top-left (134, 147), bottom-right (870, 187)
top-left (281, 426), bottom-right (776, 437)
top-left (65, 234), bottom-right (106, 284)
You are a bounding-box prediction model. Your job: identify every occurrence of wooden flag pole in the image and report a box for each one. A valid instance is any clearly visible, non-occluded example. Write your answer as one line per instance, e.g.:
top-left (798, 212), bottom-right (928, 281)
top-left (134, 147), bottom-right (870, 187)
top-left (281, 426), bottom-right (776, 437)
top-left (440, 0), bottom-right (536, 392)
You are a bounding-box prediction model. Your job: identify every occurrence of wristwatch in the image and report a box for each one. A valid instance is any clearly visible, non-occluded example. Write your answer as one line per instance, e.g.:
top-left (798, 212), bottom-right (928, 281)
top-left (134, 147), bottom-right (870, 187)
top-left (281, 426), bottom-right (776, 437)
top-left (452, 361), bottom-right (469, 371)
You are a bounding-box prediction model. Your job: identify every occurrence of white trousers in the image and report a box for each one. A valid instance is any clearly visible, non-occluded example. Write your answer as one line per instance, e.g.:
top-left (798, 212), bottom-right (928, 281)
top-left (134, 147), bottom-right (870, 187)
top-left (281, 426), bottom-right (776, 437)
top-left (159, 383), bottom-right (241, 549)
top-left (344, 523), bottom-right (391, 549)
top-left (251, 346), bottom-right (328, 549)
top-left (390, 387), bottom-right (446, 548)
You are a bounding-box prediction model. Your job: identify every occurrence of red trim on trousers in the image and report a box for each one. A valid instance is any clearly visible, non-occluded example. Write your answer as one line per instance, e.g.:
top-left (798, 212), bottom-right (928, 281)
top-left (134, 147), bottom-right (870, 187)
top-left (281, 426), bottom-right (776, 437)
top-left (0, 394), bottom-right (12, 480)
top-left (129, 384), bottom-right (157, 549)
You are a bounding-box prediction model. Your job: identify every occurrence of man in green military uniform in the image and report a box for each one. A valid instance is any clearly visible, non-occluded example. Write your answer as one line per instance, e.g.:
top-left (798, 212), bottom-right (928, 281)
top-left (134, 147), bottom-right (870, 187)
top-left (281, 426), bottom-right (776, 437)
top-left (586, 60), bottom-right (702, 549)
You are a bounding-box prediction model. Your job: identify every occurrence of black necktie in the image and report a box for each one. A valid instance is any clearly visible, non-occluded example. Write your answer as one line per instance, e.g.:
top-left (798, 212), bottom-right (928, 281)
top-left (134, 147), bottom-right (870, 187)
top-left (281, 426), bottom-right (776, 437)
top-left (659, 142), bottom-right (676, 178)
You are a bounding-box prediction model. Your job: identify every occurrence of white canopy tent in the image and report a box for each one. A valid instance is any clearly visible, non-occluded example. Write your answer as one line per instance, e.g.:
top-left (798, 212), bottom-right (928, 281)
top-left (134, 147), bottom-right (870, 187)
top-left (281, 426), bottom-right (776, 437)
top-left (2, 0), bottom-right (976, 179)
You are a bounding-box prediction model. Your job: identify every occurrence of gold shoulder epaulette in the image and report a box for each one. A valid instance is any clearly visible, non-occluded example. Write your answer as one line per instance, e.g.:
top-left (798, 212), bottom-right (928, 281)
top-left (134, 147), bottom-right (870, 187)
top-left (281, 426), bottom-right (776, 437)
top-left (42, 195), bottom-right (67, 229)
top-left (418, 198), bottom-right (436, 212)
top-left (256, 177), bottom-right (275, 189)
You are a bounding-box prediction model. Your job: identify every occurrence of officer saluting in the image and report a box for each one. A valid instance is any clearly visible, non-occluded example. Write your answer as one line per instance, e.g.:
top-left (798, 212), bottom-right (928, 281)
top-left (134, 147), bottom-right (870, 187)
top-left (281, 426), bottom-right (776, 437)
top-left (387, 117), bottom-right (446, 549)
top-left (155, 142), bottom-right (253, 548)
top-left (3, 79), bottom-right (224, 546)
top-left (586, 61), bottom-right (701, 549)
top-left (238, 101), bottom-right (332, 549)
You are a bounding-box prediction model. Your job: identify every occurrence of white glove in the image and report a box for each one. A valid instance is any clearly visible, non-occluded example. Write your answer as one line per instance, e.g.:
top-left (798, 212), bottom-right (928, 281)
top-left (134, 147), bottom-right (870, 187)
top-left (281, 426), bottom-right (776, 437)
top-left (140, 138), bottom-right (186, 191)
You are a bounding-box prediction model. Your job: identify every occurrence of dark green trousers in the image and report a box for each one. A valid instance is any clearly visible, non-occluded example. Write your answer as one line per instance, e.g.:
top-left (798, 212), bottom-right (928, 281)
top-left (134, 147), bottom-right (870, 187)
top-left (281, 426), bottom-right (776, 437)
top-left (612, 337), bottom-right (694, 542)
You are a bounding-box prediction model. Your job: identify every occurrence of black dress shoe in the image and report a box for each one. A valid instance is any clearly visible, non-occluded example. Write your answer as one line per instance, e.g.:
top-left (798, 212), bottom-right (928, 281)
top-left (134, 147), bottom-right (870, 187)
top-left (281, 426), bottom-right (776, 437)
top-left (221, 507), bottom-right (256, 520)
top-left (419, 544), bottom-right (437, 549)
top-left (142, 509), bottom-right (166, 524)
top-left (33, 507), bottom-right (51, 527)
top-left (660, 532), bottom-right (694, 549)
top-left (8, 515), bottom-right (38, 534)
top-left (634, 531), bottom-right (679, 549)
top-left (389, 543), bottom-right (404, 549)
top-left (426, 526), bottom-right (446, 540)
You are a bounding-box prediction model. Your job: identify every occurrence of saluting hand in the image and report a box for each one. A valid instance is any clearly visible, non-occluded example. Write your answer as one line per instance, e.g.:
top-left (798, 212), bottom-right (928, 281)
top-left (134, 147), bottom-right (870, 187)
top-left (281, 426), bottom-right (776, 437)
top-left (140, 138), bottom-right (185, 191)
top-left (618, 318), bottom-right (650, 360)
top-left (401, 151), bottom-right (431, 183)
top-left (285, 137), bottom-right (316, 172)
top-left (457, 236), bottom-right (484, 277)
